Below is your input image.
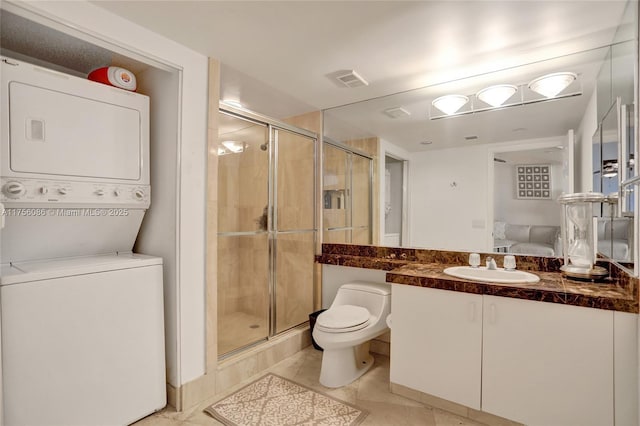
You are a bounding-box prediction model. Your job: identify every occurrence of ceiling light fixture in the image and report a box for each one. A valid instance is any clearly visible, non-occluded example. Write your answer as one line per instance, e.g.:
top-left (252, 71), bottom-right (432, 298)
top-left (221, 140), bottom-right (246, 154)
top-left (528, 72), bottom-right (577, 98)
top-left (429, 71), bottom-right (580, 120)
top-left (476, 84), bottom-right (517, 107)
top-left (432, 95), bottom-right (469, 116)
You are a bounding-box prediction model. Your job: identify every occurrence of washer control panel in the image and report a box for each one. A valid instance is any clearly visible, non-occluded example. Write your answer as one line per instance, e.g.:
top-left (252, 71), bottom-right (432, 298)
top-left (1, 178), bottom-right (150, 206)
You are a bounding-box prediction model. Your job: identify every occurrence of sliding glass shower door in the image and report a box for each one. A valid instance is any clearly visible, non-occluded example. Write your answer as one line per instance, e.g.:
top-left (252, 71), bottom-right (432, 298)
top-left (217, 112), bottom-right (270, 355)
top-left (217, 109), bottom-right (317, 357)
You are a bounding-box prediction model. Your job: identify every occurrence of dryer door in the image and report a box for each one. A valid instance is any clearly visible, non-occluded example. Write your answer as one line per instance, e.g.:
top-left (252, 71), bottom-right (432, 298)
top-left (9, 82), bottom-right (142, 180)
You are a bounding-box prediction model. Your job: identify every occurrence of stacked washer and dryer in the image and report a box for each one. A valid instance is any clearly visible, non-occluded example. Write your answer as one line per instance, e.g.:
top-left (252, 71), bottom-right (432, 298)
top-left (0, 57), bottom-right (166, 425)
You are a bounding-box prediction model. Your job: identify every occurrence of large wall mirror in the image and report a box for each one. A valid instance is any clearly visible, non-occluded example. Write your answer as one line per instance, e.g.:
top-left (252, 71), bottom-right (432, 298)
top-left (322, 1), bottom-right (638, 275)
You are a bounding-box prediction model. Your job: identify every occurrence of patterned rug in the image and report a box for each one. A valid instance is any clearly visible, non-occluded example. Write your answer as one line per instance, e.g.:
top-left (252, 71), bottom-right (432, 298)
top-left (204, 373), bottom-right (368, 426)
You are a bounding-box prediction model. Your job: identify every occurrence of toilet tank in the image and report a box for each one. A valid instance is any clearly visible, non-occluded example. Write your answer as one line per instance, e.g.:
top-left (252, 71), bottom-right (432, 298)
top-left (332, 281), bottom-right (391, 316)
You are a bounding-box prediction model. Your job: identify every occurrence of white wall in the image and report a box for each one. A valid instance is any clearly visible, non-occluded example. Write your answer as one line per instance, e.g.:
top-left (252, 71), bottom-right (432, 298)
top-left (135, 67), bottom-right (181, 385)
top-left (9, 1), bottom-right (209, 386)
top-left (409, 145), bottom-right (490, 252)
top-left (576, 89), bottom-right (598, 192)
top-left (494, 162), bottom-right (562, 226)
top-left (409, 137), bottom-right (571, 252)
top-left (321, 265), bottom-right (386, 309)
top-left (384, 160), bottom-right (403, 234)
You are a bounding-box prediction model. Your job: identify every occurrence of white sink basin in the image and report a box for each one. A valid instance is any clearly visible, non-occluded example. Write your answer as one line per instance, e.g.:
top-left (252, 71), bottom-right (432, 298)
top-left (443, 266), bottom-right (540, 284)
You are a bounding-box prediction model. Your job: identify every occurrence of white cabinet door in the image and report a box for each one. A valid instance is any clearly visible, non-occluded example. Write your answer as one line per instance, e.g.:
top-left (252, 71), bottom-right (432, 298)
top-left (482, 295), bottom-right (614, 426)
top-left (613, 311), bottom-right (638, 426)
top-left (390, 284), bottom-right (482, 409)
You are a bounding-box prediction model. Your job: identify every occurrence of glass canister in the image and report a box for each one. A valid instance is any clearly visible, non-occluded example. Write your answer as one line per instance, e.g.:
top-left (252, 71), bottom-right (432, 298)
top-left (558, 192), bottom-right (609, 280)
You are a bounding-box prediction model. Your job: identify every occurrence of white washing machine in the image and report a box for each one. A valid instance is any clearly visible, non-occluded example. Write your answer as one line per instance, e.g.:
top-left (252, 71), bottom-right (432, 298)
top-left (0, 57), bottom-right (166, 425)
top-left (0, 253), bottom-right (165, 426)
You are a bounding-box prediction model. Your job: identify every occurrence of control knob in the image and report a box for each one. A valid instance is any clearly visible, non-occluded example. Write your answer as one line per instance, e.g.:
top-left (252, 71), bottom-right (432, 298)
top-left (2, 181), bottom-right (26, 199)
top-left (40, 186), bottom-right (48, 195)
top-left (95, 189), bottom-right (105, 196)
top-left (113, 189), bottom-right (121, 197)
top-left (134, 189), bottom-right (145, 200)
top-left (58, 187), bottom-right (68, 195)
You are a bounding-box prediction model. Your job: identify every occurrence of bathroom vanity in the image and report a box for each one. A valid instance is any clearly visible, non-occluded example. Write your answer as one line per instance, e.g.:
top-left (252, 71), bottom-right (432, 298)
top-left (317, 244), bottom-right (639, 426)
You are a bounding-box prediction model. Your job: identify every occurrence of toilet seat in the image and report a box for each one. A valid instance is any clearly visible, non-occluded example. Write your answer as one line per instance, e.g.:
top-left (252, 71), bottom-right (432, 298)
top-left (316, 305), bottom-right (371, 333)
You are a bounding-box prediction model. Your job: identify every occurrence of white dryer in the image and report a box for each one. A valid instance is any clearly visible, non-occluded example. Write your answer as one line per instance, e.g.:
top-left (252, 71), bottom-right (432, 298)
top-left (0, 56), bottom-right (151, 262)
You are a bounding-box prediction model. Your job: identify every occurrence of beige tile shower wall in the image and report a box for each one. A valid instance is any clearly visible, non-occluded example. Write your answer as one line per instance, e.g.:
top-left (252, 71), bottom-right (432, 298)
top-left (281, 111), bottom-right (322, 230)
top-left (324, 229), bottom-right (351, 244)
top-left (276, 130), bottom-right (315, 230)
top-left (217, 124), bottom-right (269, 233)
top-left (282, 111), bottom-right (322, 135)
top-left (237, 236), bottom-right (270, 316)
top-left (342, 137), bottom-right (380, 245)
top-left (275, 233), bottom-right (316, 333)
top-left (282, 111), bottom-right (323, 312)
top-left (217, 235), bottom-right (269, 320)
top-left (217, 237), bottom-right (241, 316)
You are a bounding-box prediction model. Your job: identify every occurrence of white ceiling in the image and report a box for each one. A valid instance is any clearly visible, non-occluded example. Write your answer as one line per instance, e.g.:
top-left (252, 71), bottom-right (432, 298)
top-left (92, 1), bottom-right (629, 114)
top-left (89, 1), bottom-right (634, 154)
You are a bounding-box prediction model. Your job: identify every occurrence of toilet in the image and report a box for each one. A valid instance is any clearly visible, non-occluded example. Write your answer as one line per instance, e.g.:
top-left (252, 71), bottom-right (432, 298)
top-left (312, 281), bottom-right (391, 388)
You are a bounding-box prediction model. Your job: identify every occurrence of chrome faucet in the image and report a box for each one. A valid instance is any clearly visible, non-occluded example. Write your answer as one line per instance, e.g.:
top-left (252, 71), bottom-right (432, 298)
top-left (486, 256), bottom-right (497, 270)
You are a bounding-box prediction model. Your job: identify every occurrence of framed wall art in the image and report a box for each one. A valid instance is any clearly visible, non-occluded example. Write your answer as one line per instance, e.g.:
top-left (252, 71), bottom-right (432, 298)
top-left (516, 164), bottom-right (552, 199)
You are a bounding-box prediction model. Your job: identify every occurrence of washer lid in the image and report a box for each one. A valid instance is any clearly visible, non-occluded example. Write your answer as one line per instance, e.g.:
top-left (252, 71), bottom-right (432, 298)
top-left (317, 305), bottom-right (370, 329)
top-left (0, 253), bottom-right (162, 286)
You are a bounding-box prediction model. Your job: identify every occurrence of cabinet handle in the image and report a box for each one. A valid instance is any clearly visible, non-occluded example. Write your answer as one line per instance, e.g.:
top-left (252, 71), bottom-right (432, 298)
top-left (468, 302), bottom-right (476, 322)
top-left (489, 303), bottom-right (497, 324)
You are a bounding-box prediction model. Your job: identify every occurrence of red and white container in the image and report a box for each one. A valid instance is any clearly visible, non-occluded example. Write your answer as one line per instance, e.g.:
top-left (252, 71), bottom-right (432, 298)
top-left (88, 66), bottom-right (137, 91)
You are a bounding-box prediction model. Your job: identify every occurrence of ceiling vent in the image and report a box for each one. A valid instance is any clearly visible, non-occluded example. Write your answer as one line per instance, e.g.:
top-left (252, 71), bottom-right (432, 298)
top-left (335, 70), bottom-right (369, 88)
top-left (383, 107), bottom-right (411, 119)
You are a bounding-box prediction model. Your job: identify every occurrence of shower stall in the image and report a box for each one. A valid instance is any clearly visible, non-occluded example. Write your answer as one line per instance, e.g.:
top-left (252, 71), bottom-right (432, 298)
top-left (217, 107), bottom-right (317, 357)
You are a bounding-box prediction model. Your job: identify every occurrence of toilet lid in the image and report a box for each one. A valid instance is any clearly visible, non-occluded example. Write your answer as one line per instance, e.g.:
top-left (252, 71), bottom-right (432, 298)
top-left (316, 305), bottom-right (370, 330)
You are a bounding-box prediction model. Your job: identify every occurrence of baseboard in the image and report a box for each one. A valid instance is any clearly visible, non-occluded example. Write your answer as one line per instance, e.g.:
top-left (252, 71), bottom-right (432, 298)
top-left (166, 382), bottom-right (179, 411)
top-left (390, 382), bottom-right (523, 426)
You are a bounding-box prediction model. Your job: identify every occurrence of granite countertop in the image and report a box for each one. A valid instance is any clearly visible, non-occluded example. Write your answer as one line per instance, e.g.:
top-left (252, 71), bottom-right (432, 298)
top-left (387, 262), bottom-right (638, 313)
top-left (317, 244), bottom-right (639, 313)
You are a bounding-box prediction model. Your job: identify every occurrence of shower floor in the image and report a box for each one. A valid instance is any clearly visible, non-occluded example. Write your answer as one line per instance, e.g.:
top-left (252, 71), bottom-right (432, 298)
top-left (218, 311), bottom-right (268, 356)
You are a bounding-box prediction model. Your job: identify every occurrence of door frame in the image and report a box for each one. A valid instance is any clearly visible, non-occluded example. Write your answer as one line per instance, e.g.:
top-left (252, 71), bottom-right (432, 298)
top-left (382, 152), bottom-right (409, 247)
top-left (486, 136), bottom-right (575, 252)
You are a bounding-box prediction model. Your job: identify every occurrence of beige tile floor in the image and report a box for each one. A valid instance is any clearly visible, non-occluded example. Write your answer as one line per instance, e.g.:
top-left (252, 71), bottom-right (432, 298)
top-left (133, 345), bottom-right (486, 426)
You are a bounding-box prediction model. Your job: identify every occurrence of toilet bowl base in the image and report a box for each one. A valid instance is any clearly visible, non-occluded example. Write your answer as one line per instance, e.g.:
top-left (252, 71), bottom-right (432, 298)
top-left (319, 342), bottom-right (374, 388)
